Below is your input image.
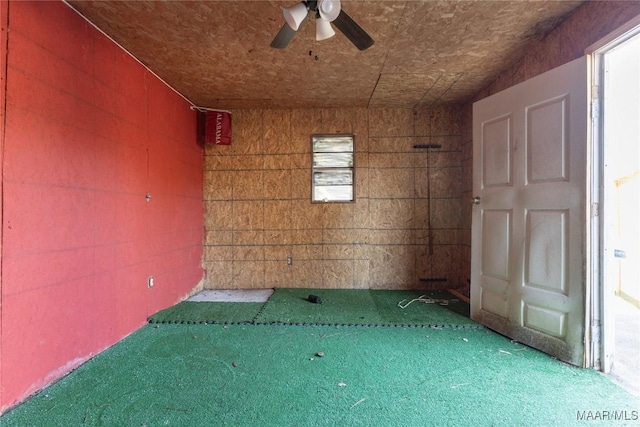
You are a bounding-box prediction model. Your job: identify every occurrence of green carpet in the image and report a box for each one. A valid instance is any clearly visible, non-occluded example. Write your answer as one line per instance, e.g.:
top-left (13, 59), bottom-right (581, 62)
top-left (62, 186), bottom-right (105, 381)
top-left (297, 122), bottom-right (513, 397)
top-left (148, 301), bottom-right (264, 324)
top-left (254, 288), bottom-right (476, 327)
top-left (2, 324), bottom-right (638, 426)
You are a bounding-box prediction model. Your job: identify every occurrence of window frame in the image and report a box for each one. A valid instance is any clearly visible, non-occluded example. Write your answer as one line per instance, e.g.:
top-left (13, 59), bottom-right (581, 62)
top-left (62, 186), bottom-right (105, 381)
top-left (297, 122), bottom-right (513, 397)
top-left (310, 134), bottom-right (356, 203)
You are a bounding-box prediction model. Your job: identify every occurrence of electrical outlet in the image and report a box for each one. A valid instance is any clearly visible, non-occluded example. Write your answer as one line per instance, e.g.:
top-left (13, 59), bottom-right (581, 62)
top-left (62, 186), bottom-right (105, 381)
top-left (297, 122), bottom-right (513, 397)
top-left (148, 276), bottom-right (154, 288)
top-left (286, 257), bottom-right (292, 266)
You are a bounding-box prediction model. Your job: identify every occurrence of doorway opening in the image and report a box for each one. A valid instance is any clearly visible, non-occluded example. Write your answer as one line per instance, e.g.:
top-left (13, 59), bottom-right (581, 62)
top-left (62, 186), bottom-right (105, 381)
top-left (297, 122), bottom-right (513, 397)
top-left (592, 20), bottom-right (640, 396)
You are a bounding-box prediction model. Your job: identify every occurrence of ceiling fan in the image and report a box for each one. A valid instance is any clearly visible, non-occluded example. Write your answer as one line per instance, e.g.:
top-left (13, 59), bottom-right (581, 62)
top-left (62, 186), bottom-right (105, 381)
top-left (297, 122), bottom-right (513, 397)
top-left (270, 0), bottom-right (374, 51)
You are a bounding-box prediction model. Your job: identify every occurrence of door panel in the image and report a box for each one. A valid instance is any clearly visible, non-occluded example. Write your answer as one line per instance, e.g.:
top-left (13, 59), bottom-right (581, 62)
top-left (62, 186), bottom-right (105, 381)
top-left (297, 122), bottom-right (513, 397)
top-left (480, 208), bottom-right (512, 317)
top-left (471, 57), bottom-right (587, 366)
top-left (482, 115), bottom-right (513, 187)
top-left (527, 95), bottom-right (570, 183)
top-left (524, 209), bottom-right (567, 294)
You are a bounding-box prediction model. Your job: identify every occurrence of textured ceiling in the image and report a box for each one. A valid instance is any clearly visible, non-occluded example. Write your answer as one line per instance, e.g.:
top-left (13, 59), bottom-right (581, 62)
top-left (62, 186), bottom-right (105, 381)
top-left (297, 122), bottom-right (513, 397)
top-left (66, 0), bottom-right (584, 109)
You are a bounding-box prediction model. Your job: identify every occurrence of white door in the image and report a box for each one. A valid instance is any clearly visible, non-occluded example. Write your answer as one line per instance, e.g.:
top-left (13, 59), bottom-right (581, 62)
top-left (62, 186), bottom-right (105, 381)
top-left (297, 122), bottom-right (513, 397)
top-left (471, 57), bottom-right (588, 366)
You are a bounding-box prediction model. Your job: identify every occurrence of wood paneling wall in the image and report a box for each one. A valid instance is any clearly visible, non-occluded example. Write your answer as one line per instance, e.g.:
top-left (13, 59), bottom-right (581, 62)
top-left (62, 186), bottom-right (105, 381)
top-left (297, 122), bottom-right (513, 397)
top-left (203, 107), bottom-right (467, 290)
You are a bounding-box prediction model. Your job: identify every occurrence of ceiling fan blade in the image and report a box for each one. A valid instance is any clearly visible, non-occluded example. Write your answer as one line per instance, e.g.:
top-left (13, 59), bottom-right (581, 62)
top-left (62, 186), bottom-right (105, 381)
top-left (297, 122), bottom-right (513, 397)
top-left (270, 23), bottom-right (298, 49)
top-left (332, 10), bottom-right (374, 51)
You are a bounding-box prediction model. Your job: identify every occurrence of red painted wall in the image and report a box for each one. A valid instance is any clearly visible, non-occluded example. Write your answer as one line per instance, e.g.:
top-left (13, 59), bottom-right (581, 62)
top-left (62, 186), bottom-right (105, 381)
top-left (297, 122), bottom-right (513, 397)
top-left (0, 1), bottom-right (204, 412)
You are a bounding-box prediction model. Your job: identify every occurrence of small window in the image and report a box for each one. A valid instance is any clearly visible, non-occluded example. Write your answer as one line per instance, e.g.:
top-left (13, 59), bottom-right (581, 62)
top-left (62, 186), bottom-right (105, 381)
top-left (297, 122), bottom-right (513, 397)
top-left (311, 134), bottom-right (355, 202)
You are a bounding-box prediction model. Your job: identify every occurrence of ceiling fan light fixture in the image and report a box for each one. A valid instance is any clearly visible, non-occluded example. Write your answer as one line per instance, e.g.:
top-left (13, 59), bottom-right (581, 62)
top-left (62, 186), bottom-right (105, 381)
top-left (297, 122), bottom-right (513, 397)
top-left (283, 2), bottom-right (309, 31)
top-left (272, 1), bottom-right (373, 51)
top-left (316, 17), bottom-right (335, 41)
top-left (318, 0), bottom-right (341, 22)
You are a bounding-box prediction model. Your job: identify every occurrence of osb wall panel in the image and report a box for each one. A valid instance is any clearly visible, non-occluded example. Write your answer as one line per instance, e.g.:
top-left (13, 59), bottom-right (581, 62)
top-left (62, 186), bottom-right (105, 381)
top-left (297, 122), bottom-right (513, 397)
top-left (476, 1), bottom-right (640, 98)
top-left (203, 107), bottom-right (465, 290)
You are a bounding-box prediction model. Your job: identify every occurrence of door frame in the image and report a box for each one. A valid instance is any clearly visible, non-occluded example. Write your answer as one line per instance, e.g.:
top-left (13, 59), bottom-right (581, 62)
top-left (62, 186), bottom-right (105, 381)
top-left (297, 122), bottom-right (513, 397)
top-left (585, 14), bottom-right (640, 372)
